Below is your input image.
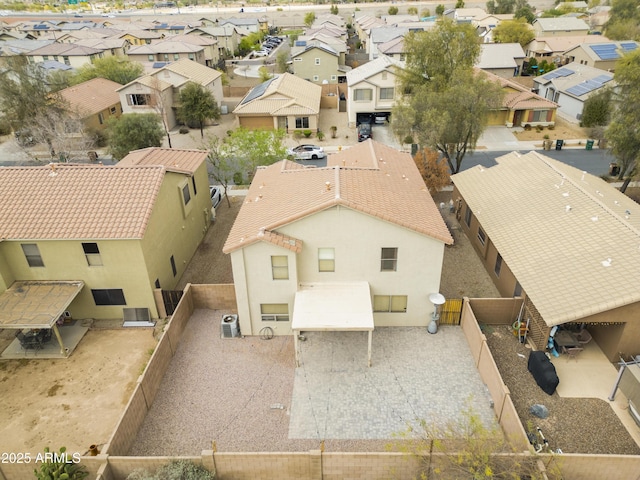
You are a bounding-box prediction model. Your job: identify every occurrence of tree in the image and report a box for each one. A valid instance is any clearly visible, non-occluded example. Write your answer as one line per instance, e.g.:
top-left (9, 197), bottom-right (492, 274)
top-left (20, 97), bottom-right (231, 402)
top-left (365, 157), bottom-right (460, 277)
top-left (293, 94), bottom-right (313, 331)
top-left (394, 407), bottom-right (561, 480)
top-left (435, 4), bottom-right (445, 15)
top-left (455, 0), bottom-right (465, 8)
top-left (421, 8), bottom-right (432, 17)
top-left (330, 3), bottom-right (338, 14)
top-left (206, 128), bottom-right (287, 205)
top-left (486, 0), bottom-right (515, 14)
top-left (605, 0), bottom-right (640, 41)
top-left (514, 3), bottom-right (536, 23)
top-left (388, 5), bottom-right (399, 15)
top-left (177, 82), bottom-right (221, 138)
top-left (493, 18), bottom-right (535, 47)
top-left (276, 52), bottom-right (289, 73)
top-left (304, 12), bottom-right (316, 27)
top-left (107, 113), bottom-right (164, 161)
top-left (414, 148), bottom-right (450, 193)
top-left (258, 66), bottom-right (272, 82)
top-left (71, 56), bottom-right (144, 85)
top-left (606, 49), bottom-right (640, 190)
top-left (408, 6), bottom-right (418, 15)
top-left (392, 21), bottom-right (504, 173)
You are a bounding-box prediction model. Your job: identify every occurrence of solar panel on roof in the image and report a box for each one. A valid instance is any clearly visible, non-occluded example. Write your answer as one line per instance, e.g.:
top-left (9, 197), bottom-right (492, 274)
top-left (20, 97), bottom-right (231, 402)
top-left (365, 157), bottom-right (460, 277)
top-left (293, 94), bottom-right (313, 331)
top-left (241, 76), bottom-right (277, 105)
top-left (566, 84), bottom-right (590, 96)
top-left (543, 67), bottom-right (575, 80)
top-left (590, 44), bottom-right (620, 60)
top-left (591, 74), bottom-right (613, 85)
top-left (621, 42), bottom-right (638, 51)
top-left (294, 40), bottom-right (306, 46)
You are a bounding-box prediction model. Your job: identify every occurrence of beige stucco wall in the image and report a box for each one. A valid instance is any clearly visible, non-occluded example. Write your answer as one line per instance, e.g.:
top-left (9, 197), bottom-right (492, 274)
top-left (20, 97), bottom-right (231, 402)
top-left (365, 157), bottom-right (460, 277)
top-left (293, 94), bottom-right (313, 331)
top-left (231, 206), bottom-right (446, 336)
top-left (0, 246), bottom-right (16, 292)
top-left (28, 53), bottom-right (102, 69)
top-left (141, 165), bottom-right (211, 293)
top-left (565, 47), bottom-right (617, 71)
top-left (292, 49), bottom-right (342, 84)
top-left (0, 238), bottom-right (154, 320)
top-left (84, 103), bottom-right (122, 132)
top-left (347, 69), bottom-right (398, 126)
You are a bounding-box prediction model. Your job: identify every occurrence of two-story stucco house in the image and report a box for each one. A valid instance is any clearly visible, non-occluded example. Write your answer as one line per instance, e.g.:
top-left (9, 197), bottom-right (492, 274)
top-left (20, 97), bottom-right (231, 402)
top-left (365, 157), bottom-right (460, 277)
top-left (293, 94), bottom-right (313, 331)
top-left (223, 140), bottom-right (453, 360)
top-left (117, 58), bottom-right (223, 130)
top-left (290, 42), bottom-right (348, 84)
top-left (0, 148), bottom-right (212, 334)
top-left (58, 77), bottom-right (123, 132)
top-left (346, 55), bottom-right (402, 126)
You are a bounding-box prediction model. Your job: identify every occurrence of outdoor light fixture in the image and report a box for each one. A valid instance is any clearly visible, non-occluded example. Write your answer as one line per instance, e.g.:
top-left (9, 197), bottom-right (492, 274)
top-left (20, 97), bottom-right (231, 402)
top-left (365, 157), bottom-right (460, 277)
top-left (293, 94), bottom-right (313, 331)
top-left (428, 293), bottom-right (446, 334)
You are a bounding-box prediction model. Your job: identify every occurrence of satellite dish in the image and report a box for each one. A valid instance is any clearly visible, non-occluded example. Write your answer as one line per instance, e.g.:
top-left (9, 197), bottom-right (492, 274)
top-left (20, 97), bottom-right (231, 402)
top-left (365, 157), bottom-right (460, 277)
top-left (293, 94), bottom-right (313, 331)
top-left (429, 293), bottom-right (446, 306)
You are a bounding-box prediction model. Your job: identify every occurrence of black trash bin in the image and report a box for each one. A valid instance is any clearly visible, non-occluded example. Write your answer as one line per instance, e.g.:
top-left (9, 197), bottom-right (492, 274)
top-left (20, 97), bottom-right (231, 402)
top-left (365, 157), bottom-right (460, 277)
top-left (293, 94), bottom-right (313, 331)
top-left (555, 139), bottom-right (564, 150)
top-left (586, 139), bottom-right (594, 151)
top-left (609, 163), bottom-right (620, 176)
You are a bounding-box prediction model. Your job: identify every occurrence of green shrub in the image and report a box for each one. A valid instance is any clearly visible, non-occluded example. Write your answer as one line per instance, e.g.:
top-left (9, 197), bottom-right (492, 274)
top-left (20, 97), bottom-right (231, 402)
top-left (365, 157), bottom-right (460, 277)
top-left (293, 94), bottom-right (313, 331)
top-left (536, 125), bottom-right (543, 132)
top-left (126, 460), bottom-right (214, 480)
top-left (317, 131), bottom-right (325, 141)
top-left (303, 130), bottom-right (312, 138)
top-left (233, 171), bottom-right (244, 185)
top-left (34, 447), bottom-right (88, 480)
top-left (179, 126), bottom-right (189, 134)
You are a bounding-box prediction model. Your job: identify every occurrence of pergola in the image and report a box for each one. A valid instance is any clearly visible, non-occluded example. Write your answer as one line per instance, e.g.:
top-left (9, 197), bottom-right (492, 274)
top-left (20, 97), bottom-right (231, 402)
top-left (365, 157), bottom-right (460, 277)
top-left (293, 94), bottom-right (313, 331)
top-left (0, 280), bottom-right (84, 356)
top-left (292, 282), bottom-right (374, 367)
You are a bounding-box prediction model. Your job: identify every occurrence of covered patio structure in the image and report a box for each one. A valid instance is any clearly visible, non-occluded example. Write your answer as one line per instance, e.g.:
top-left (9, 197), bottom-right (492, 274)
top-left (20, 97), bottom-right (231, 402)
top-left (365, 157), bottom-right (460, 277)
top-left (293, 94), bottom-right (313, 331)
top-left (0, 280), bottom-right (85, 358)
top-left (292, 282), bottom-right (374, 367)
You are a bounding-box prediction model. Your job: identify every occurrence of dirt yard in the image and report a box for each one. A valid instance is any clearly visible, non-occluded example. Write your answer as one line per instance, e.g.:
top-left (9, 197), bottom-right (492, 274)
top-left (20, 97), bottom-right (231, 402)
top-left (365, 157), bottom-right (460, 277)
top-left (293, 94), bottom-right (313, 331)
top-left (0, 328), bottom-right (156, 456)
top-left (513, 116), bottom-right (589, 143)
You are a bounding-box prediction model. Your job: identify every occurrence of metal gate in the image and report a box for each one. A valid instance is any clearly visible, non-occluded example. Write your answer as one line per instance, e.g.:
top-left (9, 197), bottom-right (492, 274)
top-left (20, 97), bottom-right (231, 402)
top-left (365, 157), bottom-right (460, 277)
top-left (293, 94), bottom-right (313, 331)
top-left (439, 298), bottom-right (463, 326)
top-left (162, 290), bottom-right (183, 316)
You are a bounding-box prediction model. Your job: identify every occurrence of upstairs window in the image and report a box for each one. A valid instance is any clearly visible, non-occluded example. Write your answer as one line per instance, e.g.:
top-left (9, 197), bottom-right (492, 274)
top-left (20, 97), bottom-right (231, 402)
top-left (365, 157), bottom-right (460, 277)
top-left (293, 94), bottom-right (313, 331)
top-left (82, 242), bottom-right (102, 266)
top-left (381, 248), bottom-right (398, 271)
top-left (318, 248), bottom-right (335, 272)
top-left (22, 243), bottom-right (44, 267)
top-left (271, 255), bottom-right (289, 280)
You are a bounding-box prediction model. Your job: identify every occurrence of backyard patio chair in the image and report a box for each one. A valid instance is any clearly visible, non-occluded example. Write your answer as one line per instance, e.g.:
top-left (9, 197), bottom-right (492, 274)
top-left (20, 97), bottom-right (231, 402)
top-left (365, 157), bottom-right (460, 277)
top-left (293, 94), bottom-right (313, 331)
top-left (576, 329), bottom-right (592, 345)
top-left (562, 345), bottom-right (584, 359)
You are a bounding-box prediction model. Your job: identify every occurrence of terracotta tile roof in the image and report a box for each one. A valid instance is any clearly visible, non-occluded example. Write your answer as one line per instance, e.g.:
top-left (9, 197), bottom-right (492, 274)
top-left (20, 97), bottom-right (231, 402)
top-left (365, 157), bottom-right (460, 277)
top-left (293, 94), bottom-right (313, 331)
top-left (481, 69), bottom-right (558, 110)
top-left (117, 75), bottom-right (172, 92)
top-left (452, 151), bottom-right (640, 326)
top-left (347, 55), bottom-right (402, 86)
top-left (0, 164), bottom-right (165, 240)
top-left (118, 147), bottom-right (209, 174)
top-left (223, 140), bottom-right (453, 254)
top-left (153, 58), bottom-right (222, 86)
top-left (58, 78), bottom-right (122, 117)
top-left (26, 43), bottom-right (102, 56)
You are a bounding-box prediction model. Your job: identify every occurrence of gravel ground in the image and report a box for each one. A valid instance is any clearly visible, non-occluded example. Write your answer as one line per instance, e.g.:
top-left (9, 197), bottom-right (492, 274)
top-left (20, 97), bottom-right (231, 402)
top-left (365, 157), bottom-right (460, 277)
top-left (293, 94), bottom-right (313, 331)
top-left (484, 325), bottom-right (640, 455)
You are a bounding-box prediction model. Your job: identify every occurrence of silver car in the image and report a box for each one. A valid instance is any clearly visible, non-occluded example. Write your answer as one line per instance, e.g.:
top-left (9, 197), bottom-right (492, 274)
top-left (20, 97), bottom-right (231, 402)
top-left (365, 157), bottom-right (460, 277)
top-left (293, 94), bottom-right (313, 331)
top-left (287, 144), bottom-right (326, 160)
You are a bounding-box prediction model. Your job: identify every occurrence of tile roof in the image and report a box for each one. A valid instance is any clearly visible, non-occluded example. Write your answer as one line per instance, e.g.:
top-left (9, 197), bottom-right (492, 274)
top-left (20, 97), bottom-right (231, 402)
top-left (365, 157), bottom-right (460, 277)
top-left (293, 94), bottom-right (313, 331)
top-left (58, 78), bottom-right (122, 117)
top-left (346, 55), bottom-right (402, 86)
top-left (534, 17), bottom-right (589, 31)
top-left (0, 164), bottom-right (165, 240)
top-left (534, 61), bottom-right (614, 99)
top-left (153, 57), bottom-right (222, 86)
top-left (128, 41), bottom-right (204, 54)
top-left (26, 43), bottom-right (103, 56)
top-left (480, 69), bottom-right (558, 110)
top-left (233, 73), bottom-right (321, 116)
top-left (378, 36), bottom-right (405, 55)
top-left (223, 140), bottom-right (453, 254)
top-left (477, 43), bottom-right (525, 69)
top-left (117, 75), bottom-right (172, 91)
top-left (118, 147), bottom-right (209, 174)
top-left (451, 151), bottom-right (640, 326)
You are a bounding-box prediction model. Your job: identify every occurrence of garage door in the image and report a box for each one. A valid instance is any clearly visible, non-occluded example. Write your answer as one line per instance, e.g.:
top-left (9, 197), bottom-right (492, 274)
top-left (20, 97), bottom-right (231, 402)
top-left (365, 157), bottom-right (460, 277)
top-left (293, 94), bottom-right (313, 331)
top-left (239, 116), bottom-right (274, 129)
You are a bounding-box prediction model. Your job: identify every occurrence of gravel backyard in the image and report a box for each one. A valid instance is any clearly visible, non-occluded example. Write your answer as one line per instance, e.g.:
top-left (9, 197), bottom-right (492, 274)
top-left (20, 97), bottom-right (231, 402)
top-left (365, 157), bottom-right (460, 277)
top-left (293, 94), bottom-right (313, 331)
top-left (170, 188), bottom-right (640, 456)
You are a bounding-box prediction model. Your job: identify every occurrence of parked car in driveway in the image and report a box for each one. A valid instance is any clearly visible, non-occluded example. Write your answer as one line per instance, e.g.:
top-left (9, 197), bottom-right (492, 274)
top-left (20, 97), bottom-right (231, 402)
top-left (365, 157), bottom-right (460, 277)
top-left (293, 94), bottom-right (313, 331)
top-left (209, 185), bottom-right (222, 208)
top-left (357, 123), bottom-right (372, 142)
top-left (287, 145), bottom-right (326, 160)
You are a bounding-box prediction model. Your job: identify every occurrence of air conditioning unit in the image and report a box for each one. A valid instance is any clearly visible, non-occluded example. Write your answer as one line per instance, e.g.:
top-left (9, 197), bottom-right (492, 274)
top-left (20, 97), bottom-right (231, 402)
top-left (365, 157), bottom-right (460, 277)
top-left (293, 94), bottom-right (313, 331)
top-left (221, 314), bottom-right (240, 338)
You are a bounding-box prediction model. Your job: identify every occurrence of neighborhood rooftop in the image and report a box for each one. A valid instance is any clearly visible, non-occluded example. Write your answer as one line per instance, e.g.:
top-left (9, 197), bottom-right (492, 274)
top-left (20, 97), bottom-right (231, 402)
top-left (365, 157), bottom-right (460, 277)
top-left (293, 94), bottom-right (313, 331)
top-left (451, 151), bottom-right (640, 326)
top-left (118, 147), bottom-right (209, 174)
top-left (223, 140), bottom-right (453, 254)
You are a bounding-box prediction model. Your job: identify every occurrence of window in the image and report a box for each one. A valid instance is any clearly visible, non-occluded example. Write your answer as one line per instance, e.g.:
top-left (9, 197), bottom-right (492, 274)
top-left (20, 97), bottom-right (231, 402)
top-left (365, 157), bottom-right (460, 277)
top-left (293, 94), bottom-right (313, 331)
top-left (532, 110), bottom-right (548, 122)
top-left (381, 71), bottom-right (387, 80)
top-left (313, 75), bottom-right (319, 81)
top-left (110, 106), bottom-right (117, 115)
top-left (260, 303), bottom-right (289, 321)
top-left (63, 56), bottom-right (70, 66)
top-left (514, 282), bottom-right (522, 297)
top-left (155, 279), bottom-right (161, 289)
top-left (373, 295), bottom-right (408, 313)
top-left (318, 248), bottom-right (335, 272)
top-left (464, 206), bottom-right (472, 227)
top-left (314, 57), bottom-right (320, 65)
top-left (271, 255), bottom-right (289, 280)
top-left (173, 53), bottom-right (180, 60)
top-left (379, 87), bottom-right (394, 100)
top-left (188, 53), bottom-right (195, 60)
top-left (21, 243), bottom-right (44, 267)
top-left (295, 117), bottom-right (309, 129)
top-left (381, 247), bottom-right (398, 271)
top-left (91, 289), bottom-right (126, 306)
top-left (294, 58), bottom-right (303, 62)
top-left (182, 183), bottom-right (191, 205)
top-left (53, 55), bottom-right (59, 62)
top-left (330, 75), bottom-right (337, 81)
top-left (477, 227), bottom-right (486, 246)
top-left (127, 94), bottom-right (151, 106)
top-left (163, 53), bottom-right (169, 61)
top-left (354, 88), bottom-right (373, 101)
top-left (82, 242), bottom-right (102, 266)
top-left (191, 176), bottom-right (198, 195)
top-left (494, 254), bottom-right (502, 277)
top-left (148, 54), bottom-right (154, 61)
top-left (42, 55), bottom-right (49, 61)
top-left (399, 54), bottom-right (405, 61)
top-left (98, 112), bottom-right (104, 125)
top-left (170, 255), bottom-right (177, 277)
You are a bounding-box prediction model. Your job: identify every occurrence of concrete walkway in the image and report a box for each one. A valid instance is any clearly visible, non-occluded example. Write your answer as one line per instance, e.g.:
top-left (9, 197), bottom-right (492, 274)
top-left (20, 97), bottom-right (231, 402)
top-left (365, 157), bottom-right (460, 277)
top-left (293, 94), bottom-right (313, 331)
top-left (290, 327), bottom-right (497, 440)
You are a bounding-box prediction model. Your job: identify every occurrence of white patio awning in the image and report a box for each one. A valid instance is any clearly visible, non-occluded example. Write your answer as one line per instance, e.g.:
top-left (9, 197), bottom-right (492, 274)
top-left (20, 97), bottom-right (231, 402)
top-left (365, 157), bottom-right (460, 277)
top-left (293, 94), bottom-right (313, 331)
top-left (292, 282), bottom-right (374, 366)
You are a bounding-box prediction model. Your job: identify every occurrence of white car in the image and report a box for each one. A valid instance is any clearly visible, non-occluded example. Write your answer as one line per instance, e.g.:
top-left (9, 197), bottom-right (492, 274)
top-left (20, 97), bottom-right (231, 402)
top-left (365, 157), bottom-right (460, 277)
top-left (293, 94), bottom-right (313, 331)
top-left (287, 145), bottom-right (326, 160)
top-left (209, 185), bottom-right (222, 208)
top-left (252, 50), bottom-right (269, 58)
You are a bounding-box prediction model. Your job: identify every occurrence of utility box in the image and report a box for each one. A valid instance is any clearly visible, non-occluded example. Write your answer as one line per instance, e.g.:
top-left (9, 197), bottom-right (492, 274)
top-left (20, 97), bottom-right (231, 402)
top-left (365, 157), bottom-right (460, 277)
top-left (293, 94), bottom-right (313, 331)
top-left (555, 139), bottom-right (564, 150)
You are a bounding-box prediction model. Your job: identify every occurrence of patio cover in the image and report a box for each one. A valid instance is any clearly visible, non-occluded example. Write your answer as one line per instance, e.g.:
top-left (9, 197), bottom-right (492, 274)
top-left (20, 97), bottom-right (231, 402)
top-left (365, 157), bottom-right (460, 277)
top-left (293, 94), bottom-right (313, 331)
top-left (292, 282), bottom-right (374, 367)
top-left (0, 280), bottom-right (84, 355)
